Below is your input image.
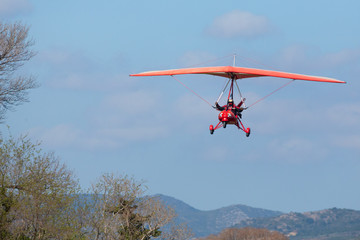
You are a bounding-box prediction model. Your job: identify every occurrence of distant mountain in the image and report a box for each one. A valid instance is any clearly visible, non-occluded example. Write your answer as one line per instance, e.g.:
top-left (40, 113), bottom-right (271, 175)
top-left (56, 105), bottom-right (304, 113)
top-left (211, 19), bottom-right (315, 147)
top-left (78, 194), bottom-right (360, 239)
top-left (233, 207), bottom-right (360, 240)
top-left (156, 194), bottom-right (283, 237)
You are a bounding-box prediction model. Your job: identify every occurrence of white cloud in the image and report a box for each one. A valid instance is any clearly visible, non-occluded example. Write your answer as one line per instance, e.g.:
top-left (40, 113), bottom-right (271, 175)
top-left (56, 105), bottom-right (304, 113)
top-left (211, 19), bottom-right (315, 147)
top-left (274, 45), bottom-right (360, 73)
top-left (246, 96), bottom-right (309, 135)
top-left (30, 124), bottom-right (83, 149)
top-left (267, 137), bottom-right (329, 163)
top-left (36, 91), bottom-right (215, 151)
top-left (174, 94), bottom-right (212, 117)
top-left (320, 49), bottom-right (360, 69)
top-left (49, 71), bottom-right (134, 92)
top-left (91, 90), bottom-right (165, 126)
top-left (101, 91), bottom-right (160, 113)
top-left (206, 10), bottom-right (272, 38)
top-left (33, 124), bottom-right (118, 150)
top-left (171, 94), bottom-right (214, 133)
top-left (97, 126), bottom-right (168, 142)
top-left (325, 103), bottom-right (360, 128)
top-left (0, 0), bottom-right (32, 17)
top-left (25, 47), bottom-right (177, 150)
top-left (30, 122), bottom-right (169, 151)
top-left (331, 135), bottom-right (360, 151)
top-left (37, 48), bottom-right (136, 91)
top-left (274, 45), bottom-right (309, 71)
top-left (246, 98), bottom-right (360, 162)
top-left (178, 51), bottom-right (218, 67)
top-left (30, 45), bottom-right (359, 156)
top-left (26, 80), bottom-right (172, 150)
top-left (325, 103), bottom-right (360, 151)
top-left (201, 146), bottom-right (231, 162)
top-left (39, 48), bottom-right (72, 65)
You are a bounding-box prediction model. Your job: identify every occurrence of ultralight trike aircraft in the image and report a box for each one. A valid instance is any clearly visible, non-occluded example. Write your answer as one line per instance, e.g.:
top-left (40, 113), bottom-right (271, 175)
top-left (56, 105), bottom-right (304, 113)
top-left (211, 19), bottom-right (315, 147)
top-left (130, 64), bottom-right (345, 137)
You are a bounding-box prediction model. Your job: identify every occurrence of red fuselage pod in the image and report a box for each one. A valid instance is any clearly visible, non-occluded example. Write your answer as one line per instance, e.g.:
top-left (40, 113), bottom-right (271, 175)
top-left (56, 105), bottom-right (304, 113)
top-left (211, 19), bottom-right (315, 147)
top-left (218, 110), bottom-right (237, 124)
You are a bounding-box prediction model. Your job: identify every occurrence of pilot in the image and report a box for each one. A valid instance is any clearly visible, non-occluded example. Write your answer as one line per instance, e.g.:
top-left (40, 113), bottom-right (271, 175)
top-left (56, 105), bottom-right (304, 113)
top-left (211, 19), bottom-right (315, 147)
top-left (230, 98), bottom-right (246, 117)
top-left (214, 101), bottom-right (225, 111)
top-left (214, 98), bottom-right (246, 117)
top-left (234, 98), bottom-right (246, 118)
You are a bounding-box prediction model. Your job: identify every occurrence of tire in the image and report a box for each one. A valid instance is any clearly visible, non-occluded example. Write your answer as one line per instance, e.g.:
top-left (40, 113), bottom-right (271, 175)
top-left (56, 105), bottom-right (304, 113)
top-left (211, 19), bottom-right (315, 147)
top-left (209, 125), bottom-right (214, 135)
top-left (246, 128), bottom-right (251, 137)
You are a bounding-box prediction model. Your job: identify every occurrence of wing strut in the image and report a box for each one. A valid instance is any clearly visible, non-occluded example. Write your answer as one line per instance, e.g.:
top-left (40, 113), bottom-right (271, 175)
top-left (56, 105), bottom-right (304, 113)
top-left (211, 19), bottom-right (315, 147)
top-left (216, 79), bottom-right (231, 103)
top-left (235, 80), bottom-right (246, 108)
top-left (247, 79), bottom-right (295, 109)
top-left (171, 75), bottom-right (213, 107)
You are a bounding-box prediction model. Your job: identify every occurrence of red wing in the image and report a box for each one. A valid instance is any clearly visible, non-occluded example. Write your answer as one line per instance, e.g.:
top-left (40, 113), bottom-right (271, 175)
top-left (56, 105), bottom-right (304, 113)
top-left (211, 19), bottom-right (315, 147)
top-left (130, 66), bottom-right (345, 84)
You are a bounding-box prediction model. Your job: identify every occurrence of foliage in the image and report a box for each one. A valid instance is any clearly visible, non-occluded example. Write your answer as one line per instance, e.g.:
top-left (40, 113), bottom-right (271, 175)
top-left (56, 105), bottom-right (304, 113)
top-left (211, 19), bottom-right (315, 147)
top-left (0, 134), bottom-right (81, 239)
top-left (0, 21), bottom-right (191, 237)
top-left (83, 173), bottom-right (193, 240)
top-left (0, 135), bottom-right (192, 240)
top-left (199, 227), bottom-right (288, 240)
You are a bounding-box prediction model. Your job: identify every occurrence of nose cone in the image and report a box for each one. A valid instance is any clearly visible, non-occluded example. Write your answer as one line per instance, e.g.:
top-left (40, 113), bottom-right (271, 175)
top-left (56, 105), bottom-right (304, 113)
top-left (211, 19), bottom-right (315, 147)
top-left (218, 111), bottom-right (229, 122)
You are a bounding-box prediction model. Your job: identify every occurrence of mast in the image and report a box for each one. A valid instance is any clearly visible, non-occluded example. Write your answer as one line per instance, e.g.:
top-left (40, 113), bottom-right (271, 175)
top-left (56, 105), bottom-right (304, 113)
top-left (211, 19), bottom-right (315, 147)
top-left (228, 75), bottom-right (235, 102)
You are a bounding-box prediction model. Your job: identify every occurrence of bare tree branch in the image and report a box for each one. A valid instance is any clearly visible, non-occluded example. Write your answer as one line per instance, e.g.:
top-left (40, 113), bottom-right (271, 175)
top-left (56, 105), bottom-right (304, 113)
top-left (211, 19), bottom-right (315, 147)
top-left (0, 22), bottom-right (37, 120)
top-left (86, 174), bottom-right (189, 240)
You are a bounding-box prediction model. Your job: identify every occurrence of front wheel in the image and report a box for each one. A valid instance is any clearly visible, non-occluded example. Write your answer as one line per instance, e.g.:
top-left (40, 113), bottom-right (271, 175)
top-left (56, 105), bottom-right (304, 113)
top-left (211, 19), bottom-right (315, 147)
top-left (223, 122), bottom-right (227, 128)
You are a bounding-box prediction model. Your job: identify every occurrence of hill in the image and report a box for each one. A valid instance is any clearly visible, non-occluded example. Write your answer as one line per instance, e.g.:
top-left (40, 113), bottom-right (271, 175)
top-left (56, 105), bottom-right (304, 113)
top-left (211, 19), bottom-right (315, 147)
top-left (233, 207), bottom-right (360, 240)
top-left (78, 194), bottom-right (360, 239)
top-left (157, 194), bottom-right (282, 237)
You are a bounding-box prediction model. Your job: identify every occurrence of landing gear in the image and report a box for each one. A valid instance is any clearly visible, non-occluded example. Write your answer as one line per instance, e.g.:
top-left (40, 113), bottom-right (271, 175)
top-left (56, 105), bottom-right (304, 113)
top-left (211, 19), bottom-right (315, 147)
top-left (209, 125), bottom-right (214, 135)
top-left (246, 128), bottom-right (251, 137)
top-left (210, 122), bottom-right (250, 136)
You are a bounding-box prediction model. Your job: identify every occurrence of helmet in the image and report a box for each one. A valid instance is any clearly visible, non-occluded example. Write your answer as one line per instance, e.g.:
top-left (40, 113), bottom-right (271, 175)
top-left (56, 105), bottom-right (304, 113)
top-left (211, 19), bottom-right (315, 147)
top-left (228, 99), bottom-right (233, 105)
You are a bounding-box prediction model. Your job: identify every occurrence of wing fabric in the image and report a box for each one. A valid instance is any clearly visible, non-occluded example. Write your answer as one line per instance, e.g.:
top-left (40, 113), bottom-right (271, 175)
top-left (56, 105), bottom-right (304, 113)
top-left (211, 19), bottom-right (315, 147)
top-left (130, 66), bottom-right (345, 84)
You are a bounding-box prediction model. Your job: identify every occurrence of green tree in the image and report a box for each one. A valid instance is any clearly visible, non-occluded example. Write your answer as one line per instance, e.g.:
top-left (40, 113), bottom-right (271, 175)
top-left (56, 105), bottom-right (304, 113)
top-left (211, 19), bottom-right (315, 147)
top-left (200, 227), bottom-right (289, 240)
top-left (85, 173), bottom-right (192, 240)
top-left (0, 134), bottom-right (81, 239)
top-left (0, 135), bottom-right (193, 240)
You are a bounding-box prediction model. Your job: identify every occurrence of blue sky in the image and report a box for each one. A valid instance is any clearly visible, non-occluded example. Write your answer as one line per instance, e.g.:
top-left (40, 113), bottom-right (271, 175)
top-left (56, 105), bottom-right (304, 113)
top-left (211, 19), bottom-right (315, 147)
top-left (1, 0), bottom-right (359, 213)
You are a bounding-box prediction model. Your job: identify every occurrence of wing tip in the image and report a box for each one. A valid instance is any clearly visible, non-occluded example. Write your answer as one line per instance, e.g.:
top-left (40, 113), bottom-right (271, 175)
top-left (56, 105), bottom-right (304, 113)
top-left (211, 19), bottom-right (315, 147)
top-left (330, 79), bottom-right (346, 84)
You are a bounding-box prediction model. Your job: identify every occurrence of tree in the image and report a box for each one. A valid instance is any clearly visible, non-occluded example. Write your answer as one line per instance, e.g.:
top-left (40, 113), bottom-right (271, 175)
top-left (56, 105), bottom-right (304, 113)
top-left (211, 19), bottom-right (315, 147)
top-left (0, 135), bottom-right (193, 239)
top-left (85, 173), bottom-right (193, 240)
top-left (200, 227), bottom-right (289, 240)
top-left (0, 134), bottom-right (81, 239)
top-left (0, 22), bottom-right (37, 120)
top-left (159, 222), bottom-right (194, 240)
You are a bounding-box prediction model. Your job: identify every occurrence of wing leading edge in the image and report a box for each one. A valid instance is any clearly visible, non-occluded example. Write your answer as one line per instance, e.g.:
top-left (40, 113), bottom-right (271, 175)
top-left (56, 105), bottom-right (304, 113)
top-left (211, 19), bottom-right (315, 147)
top-left (130, 66), bottom-right (345, 84)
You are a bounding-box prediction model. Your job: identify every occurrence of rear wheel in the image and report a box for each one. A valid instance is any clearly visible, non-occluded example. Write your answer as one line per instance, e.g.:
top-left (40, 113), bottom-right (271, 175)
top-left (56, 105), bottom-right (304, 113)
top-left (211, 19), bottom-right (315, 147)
top-left (209, 125), bottom-right (214, 135)
top-left (246, 128), bottom-right (251, 137)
